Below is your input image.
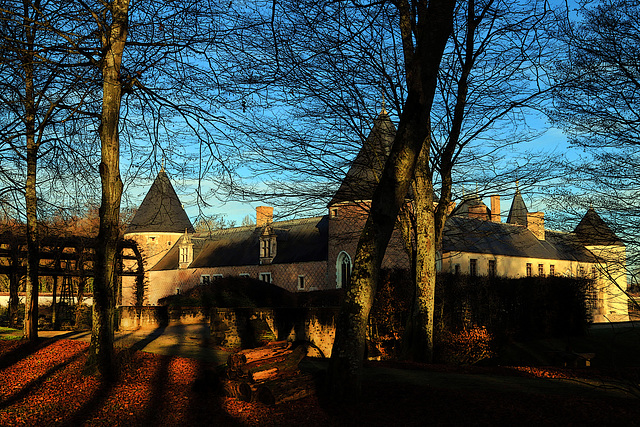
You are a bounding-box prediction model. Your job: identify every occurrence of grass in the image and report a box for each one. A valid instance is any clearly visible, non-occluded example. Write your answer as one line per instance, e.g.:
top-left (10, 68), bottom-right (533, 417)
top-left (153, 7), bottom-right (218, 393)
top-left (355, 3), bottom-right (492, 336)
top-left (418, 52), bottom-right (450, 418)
top-left (0, 327), bottom-right (21, 340)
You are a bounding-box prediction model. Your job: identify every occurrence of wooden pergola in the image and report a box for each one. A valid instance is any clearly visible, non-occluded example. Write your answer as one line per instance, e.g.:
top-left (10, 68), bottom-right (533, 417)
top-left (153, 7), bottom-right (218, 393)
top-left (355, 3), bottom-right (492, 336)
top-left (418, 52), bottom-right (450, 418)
top-left (0, 230), bottom-right (144, 326)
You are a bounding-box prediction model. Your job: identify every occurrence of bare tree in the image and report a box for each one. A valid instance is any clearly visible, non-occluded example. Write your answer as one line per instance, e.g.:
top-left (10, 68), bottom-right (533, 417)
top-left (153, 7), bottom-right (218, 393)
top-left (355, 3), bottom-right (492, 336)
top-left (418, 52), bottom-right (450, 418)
top-left (551, 0), bottom-right (640, 272)
top-left (0, 0), bottom-right (98, 339)
top-left (1, 0), bottom-right (239, 375)
top-left (226, 0), bottom-right (559, 384)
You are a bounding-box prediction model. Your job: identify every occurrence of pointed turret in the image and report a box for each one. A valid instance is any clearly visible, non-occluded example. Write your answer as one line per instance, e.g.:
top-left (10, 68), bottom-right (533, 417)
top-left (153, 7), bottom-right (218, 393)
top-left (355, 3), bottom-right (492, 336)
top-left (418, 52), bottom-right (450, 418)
top-left (126, 169), bottom-right (194, 234)
top-left (506, 189), bottom-right (528, 226)
top-left (574, 207), bottom-right (624, 246)
top-left (329, 109), bottom-right (396, 205)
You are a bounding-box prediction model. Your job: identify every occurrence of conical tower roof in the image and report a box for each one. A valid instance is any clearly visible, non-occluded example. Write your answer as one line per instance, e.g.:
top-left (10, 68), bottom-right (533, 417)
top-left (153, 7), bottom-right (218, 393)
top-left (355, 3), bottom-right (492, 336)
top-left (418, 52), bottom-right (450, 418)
top-left (126, 169), bottom-right (194, 234)
top-left (506, 189), bottom-right (528, 226)
top-left (574, 207), bottom-right (624, 246)
top-left (329, 109), bottom-right (396, 205)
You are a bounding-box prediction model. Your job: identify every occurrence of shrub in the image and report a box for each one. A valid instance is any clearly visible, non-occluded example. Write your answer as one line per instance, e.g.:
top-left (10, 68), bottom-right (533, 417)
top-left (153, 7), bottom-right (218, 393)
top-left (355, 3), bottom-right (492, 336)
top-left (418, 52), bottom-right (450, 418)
top-left (435, 324), bottom-right (494, 365)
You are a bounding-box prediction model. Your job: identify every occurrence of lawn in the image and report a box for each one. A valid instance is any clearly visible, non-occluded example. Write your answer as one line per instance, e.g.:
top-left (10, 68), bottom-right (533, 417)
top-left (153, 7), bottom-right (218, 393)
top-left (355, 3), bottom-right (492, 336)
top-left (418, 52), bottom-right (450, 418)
top-left (0, 335), bottom-right (639, 426)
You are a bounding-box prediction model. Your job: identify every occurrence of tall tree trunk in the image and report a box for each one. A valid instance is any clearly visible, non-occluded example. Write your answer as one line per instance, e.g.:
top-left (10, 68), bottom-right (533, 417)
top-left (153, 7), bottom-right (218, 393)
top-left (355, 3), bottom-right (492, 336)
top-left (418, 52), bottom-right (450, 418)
top-left (51, 275), bottom-right (58, 329)
top-left (23, 0), bottom-right (39, 341)
top-left (8, 240), bottom-right (20, 329)
top-left (87, 0), bottom-right (129, 380)
top-left (402, 143), bottom-right (436, 362)
top-left (8, 271), bottom-right (20, 329)
top-left (328, 0), bottom-right (454, 400)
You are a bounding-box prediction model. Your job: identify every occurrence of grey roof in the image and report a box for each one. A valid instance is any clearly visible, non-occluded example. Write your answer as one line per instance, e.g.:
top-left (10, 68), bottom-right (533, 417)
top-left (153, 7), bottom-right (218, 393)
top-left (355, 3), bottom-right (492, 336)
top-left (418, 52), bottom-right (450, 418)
top-left (126, 170), bottom-right (194, 234)
top-left (506, 190), bottom-right (528, 226)
top-left (329, 110), bottom-right (396, 205)
top-left (443, 216), bottom-right (596, 262)
top-left (152, 216), bottom-right (328, 271)
top-left (574, 207), bottom-right (624, 247)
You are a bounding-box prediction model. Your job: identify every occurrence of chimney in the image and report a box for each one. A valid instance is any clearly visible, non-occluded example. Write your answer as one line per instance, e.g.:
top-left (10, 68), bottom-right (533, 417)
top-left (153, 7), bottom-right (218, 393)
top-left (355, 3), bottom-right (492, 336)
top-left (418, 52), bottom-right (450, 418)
top-left (527, 212), bottom-right (545, 240)
top-left (468, 204), bottom-right (488, 220)
top-left (491, 195), bottom-right (501, 223)
top-left (256, 206), bottom-right (273, 227)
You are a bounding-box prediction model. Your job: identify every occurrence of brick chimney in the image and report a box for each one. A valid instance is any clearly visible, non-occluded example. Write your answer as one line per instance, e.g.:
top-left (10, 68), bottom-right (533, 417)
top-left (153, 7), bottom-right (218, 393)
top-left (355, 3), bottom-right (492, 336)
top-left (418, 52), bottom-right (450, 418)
top-left (527, 212), bottom-right (545, 240)
top-left (490, 195), bottom-right (501, 223)
top-left (468, 204), bottom-right (489, 220)
top-left (256, 206), bottom-right (273, 227)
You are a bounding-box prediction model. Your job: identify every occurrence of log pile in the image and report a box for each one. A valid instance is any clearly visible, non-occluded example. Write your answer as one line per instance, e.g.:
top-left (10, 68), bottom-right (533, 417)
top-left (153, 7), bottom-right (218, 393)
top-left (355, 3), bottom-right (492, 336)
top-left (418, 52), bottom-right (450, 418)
top-left (222, 341), bottom-right (316, 405)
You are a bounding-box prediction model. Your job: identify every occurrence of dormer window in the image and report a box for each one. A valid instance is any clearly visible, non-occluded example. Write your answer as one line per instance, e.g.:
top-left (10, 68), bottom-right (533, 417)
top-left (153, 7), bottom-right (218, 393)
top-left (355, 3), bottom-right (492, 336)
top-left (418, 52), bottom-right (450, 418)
top-left (261, 239), bottom-right (271, 258)
top-left (178, 230), bottom-right (193, 269)
top-left (259, 225), bottom-right (277, 265)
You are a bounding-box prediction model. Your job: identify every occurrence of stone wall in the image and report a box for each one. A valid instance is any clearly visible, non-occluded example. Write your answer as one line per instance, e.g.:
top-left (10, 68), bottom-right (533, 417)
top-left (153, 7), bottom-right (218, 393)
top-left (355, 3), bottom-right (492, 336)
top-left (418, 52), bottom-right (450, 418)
top-left (118, 305), bottom-right (209, 330)
top-left (210, 307), bottom-right (339, 358)
top-left (118, 305), bottom-right (340, 357)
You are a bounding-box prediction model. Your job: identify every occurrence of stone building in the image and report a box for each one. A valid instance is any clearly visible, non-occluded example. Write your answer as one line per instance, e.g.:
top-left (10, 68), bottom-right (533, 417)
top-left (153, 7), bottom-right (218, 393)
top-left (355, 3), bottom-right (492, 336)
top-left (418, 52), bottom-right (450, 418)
top-left (121, 109), bottom-right (629, 323)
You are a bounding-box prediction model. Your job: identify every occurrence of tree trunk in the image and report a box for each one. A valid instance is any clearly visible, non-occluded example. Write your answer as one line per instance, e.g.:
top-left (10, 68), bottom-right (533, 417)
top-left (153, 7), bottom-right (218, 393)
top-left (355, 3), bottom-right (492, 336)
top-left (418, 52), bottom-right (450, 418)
top-left (51, 275), bottom-right (58, 329)
top-left (23, 1), bottom-right (39, 341)
top-left (402, 143), bottom-right (436, 362)
top-left (8, 244), bottom-right (19, 329)
top-left (87, 0), bottom-right (129, 381)
top-left (328, 0), bottom-right (454, 400)
top-left (75, 275), bottom-right (86, 328)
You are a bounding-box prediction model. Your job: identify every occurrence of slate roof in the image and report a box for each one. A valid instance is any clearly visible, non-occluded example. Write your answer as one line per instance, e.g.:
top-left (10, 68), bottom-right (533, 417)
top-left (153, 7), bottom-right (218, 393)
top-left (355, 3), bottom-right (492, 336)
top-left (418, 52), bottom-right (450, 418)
top-left (574, 207), bottom-right (624, 247)
top-left (506, 190), bottom-right (528, 226)
top-left (151, 216), bottom-right (329, 271)
top-left (329, 109), bottom-right (396, 205)
top-left (443, 216), bottom-right (596, 262)
top-left (126, 170), bottom-right (194, 234)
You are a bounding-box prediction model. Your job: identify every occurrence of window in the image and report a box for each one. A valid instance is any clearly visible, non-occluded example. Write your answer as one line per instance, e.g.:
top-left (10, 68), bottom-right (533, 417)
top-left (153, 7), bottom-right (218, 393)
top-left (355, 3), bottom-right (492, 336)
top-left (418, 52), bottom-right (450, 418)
top-left (538, 264), bottom-right (544, 277)
top-left (549, 265), bottom-right (555, 276)
top-left (331, 208), bottom-right (338, 218)
top-left (239, 273), bottom-right (250, 278)
top-left (180, 247), bottom-right (189, 263)
top-left (488, 260), bottom-right (496, 277)
top-left (201, 275), bottom-right (211, 285)
top-left (578, 265), bottom-right (585, 277)
top-left (469, 259), bottom-right (477, 276)
top-left (526, 263), bottom-right (532, 277)
top-left (261, 239), bottom-right (271, 258)
top-left (454, 264), bottom-right (461, 275)
top-left (259, 272), bottom-right (272, 283)
top-left (591, 266), bottom-right (597, 278)
top-left (212, 274), bottom-right (223, 280)
top-left (336, 251), bottom-right (352, 289)
top-left (176, 288), bottom-right (181, 295)
top-left (298, 275), bottom-right (305, 291)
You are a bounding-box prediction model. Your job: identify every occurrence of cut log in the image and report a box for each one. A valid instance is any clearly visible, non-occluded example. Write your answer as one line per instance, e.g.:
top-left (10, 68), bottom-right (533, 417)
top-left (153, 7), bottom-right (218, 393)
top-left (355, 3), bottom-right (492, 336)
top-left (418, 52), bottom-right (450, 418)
top-left (250, 367), bottom-right (280, 383)
top-left (239, 353), bottom-right (292, 376)
top-left (252, 368), bottom-right (300, 384)
top-left (247, 344), bottom-right (308, 383)
top-left (238, 381), bottom-right (258, 402)
top-left (257, 373), bottom-right (316, 406)
top-left (227, 341), bottom-right (292, 370)
top-left (222, 380), bottom-right (244, 399)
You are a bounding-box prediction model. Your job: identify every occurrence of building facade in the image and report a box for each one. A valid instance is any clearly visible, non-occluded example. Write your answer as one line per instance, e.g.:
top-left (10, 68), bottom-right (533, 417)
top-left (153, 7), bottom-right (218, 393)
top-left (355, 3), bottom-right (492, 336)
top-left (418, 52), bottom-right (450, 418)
top-left (122, 110), bottom-right (629, 323)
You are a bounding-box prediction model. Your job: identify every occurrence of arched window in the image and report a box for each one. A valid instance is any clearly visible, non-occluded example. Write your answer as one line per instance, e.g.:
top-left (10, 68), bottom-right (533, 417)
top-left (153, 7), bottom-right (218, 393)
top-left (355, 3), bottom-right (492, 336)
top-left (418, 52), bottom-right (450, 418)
top-left (336, 251), bottom-right (352, 289)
